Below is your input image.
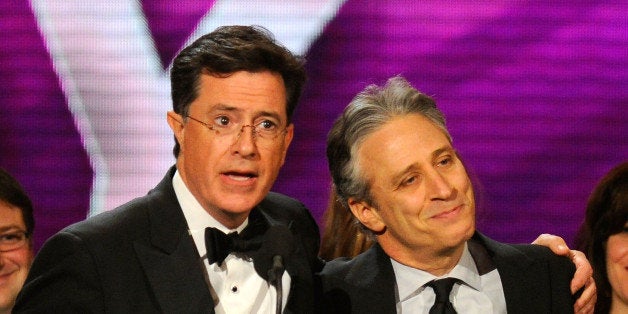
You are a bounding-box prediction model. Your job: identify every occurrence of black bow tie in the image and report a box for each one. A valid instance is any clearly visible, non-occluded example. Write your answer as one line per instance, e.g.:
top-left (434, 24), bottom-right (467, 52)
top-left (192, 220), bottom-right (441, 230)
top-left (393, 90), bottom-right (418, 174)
top-left (205, 227), bottom-right (263, 265)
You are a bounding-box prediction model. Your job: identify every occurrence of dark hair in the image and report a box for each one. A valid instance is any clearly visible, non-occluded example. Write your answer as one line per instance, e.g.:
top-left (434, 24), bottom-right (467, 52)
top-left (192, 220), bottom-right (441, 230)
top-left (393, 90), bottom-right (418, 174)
top-left (575, 162), bottom-right (628, 313)
top-left (0, 168), bottom-right (35, 237)
top-left (169, 25), bottom-right (307, 157)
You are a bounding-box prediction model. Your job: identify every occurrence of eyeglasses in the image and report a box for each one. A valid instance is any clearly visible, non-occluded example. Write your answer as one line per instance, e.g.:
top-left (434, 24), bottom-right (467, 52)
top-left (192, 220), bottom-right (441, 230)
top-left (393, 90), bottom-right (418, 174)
top-left (0, 230), bottom-right (30, 252)
top-left (185, 115), bottom-right (287, 147)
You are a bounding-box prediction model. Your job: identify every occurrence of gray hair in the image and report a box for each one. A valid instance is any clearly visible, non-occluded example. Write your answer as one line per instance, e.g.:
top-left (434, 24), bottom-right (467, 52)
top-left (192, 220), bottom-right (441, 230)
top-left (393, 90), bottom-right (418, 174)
top-left (326, 76), bottom-right (451, 207)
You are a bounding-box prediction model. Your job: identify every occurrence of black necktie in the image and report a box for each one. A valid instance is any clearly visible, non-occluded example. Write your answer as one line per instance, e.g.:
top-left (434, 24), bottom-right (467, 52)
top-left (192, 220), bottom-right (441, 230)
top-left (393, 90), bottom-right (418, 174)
top-left (427, 278), bottom-right (458, 314)
top-left (205, 227), bottom-right (262, 265)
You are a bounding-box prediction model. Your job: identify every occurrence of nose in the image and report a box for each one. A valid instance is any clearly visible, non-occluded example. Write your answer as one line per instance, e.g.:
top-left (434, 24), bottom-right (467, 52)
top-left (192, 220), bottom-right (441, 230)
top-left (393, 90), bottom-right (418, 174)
top-left (231, 125), bottom-right (258, 157)
top-left (426, 169), bottom-right (454, 201)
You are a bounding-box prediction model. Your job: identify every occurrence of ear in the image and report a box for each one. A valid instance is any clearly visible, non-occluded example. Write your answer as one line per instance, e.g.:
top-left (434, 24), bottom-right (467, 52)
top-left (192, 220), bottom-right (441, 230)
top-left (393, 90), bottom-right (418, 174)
top-left (279, 123), bottom-right (294, 165)
top-left (167, 111), bottom-right (185, 148)
top-left (348, 197), bottom-right (386, 233)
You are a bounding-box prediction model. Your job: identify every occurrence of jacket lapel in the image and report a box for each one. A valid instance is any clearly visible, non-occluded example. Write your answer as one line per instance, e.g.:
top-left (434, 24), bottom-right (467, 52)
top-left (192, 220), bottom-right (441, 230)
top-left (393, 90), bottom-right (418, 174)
top-left (473, 232), bottom-right (550, 314)
top-left (131, 168), bottom-right (316, 313)
top-left (134, 167), bottom-right (214, 313)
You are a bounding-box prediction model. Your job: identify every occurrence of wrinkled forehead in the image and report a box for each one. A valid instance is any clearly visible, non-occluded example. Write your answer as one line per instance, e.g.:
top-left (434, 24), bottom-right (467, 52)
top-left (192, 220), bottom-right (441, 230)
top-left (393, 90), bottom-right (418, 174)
top-left (354, 115), bottom-right (457, 179)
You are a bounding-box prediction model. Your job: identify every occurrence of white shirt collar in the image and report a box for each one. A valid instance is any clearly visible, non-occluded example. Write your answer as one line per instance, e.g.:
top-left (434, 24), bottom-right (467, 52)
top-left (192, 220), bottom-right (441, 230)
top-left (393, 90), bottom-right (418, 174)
top-left (392, 242), bottom-right (482, 303)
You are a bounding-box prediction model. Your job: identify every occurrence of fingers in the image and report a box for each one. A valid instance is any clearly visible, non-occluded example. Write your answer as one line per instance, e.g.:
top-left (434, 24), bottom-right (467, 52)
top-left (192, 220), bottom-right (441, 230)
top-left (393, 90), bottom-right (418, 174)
top-left (569, 250), bottom-right (593, 294)
top-left (531, 233), bottom-right (570, 256)
top-left (573, 277), bottom-right (596, 314)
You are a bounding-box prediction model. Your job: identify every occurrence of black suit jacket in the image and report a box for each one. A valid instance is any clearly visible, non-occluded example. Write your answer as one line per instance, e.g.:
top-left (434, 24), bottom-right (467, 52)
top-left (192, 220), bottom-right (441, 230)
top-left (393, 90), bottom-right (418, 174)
top-left (317, 232), bottom-right (575, 313)
top-left (14, 167), bottom-right (322, 313)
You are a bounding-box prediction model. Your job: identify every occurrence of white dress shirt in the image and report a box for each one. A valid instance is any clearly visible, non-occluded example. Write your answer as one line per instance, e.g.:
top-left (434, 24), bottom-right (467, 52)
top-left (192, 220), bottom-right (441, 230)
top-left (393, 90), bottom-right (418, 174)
top-left (392, 242), bottom-right (507, 314)
top-left (173, 170), bottom-right (290, 314)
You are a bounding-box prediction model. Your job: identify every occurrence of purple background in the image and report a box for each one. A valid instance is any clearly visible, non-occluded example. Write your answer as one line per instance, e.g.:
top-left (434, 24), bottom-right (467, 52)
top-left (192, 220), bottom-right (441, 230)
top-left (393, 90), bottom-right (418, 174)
top-left (1, 1), bottom-right (626, 252)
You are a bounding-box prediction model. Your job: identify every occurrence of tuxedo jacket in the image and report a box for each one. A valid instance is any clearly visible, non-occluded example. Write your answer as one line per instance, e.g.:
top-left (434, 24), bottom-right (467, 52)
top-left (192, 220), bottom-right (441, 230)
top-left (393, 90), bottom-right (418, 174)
top-left (14, 167), bottom-right (323, 313)
top-left (317, 232), bottom-right (576, 314)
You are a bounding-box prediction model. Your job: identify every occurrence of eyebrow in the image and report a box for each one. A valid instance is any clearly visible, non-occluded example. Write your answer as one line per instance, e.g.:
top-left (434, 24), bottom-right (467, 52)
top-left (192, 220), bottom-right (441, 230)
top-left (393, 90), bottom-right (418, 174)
top-left (209, 104), bottom-right (284, 123)
top-left (390, 164), bottom-right (419, 187)
top-left (0, 225), bottom-right (25, 233)
top-left (432, 146), bottom-right (456, 159)
top-left (389, 145), bottom-right (456, 186)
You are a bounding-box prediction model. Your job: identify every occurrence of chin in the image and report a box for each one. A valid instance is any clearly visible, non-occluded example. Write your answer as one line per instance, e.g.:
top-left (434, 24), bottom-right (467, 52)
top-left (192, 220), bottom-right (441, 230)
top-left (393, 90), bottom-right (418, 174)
top-left (448, 222), bottom-right (475, 247)
top-left (222, 195), bottom-right (264, 213)
top-left (222, 201), bottom-right (257, 215)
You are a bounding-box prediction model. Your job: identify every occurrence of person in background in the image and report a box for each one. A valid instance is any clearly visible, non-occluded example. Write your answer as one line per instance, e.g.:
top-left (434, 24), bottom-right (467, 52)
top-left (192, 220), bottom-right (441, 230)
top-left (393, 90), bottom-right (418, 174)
top-left (319, 76), bottom-right (596, 313)
top-left (14, 25), bottom-right (322, 313)
top-left (319, 186), bottom-right (374, 261)
top-left (575, 162), bottom-right (627, 314)
top-left (0, 168), bottom-right (34, 314)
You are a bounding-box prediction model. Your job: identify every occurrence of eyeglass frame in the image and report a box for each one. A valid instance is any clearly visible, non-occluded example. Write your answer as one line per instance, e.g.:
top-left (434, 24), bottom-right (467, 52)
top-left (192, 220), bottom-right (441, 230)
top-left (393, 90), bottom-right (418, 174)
top-left (0, 230), bottom-right (31, 252)
top-left (184, 114), bottom-right (289, 145)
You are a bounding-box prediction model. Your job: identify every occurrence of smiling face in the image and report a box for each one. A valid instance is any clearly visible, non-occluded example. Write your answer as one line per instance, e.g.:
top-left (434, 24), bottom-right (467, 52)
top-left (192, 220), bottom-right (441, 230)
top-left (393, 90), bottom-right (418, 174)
top-left (607, 222), bottom-right (628, 311)
top-left (348, 114), bottom-right (475, 272)
top-left (167, 71), bottom-right (293, 228)
top-left (0, 202), bottom-right (33, 313)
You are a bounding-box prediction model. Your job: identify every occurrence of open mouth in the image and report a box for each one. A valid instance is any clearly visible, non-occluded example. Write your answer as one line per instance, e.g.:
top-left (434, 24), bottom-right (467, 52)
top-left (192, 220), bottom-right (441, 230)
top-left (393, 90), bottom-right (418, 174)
top-left (222, 171), bottom-right (258, 182)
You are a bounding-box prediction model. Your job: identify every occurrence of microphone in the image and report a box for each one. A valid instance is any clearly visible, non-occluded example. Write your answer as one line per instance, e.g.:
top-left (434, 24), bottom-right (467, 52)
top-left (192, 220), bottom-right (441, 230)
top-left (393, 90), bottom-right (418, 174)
top-left (269, 255), bottom-right (284, 283)
top-left (253, 225), bottom-right (294, 314)
top-left (270, 255), bottom-right (284, 314)
top-left (253, 225), bottom-right (294, 281)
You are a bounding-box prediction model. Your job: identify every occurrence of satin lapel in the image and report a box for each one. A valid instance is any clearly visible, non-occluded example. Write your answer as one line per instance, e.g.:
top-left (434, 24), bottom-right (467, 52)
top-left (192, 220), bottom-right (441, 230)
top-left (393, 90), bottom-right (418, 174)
top-left (134, 167), bottom-right (214, 313)
top-left (473, 232), bottom-right (549, 314)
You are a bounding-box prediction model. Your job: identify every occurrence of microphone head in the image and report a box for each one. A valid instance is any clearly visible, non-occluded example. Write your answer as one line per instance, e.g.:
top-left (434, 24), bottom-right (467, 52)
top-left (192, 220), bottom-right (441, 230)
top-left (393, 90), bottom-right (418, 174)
top-left (253, 225), bottom-right (295, 281)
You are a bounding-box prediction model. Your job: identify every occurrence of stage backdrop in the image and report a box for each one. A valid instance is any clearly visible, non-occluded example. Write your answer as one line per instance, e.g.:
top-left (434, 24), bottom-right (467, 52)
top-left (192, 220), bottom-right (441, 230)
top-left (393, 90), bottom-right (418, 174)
top-left (1, 0), bottom-right (626, 251)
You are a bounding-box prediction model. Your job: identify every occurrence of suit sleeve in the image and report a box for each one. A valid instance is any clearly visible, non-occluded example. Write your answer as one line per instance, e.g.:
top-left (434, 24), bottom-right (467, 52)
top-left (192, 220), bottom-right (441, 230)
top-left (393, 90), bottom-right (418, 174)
top-left (13, 231), bottom-right (105, 313)
top-left (546, 249), bottom-right (577, 312)
top-left (508, 244), bottom-right (576, 313)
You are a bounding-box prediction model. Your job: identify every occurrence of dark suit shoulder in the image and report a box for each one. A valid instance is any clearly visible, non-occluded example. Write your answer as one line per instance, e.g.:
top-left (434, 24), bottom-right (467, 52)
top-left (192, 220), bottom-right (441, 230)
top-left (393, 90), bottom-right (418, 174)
top-left (260, 191), bottom-right (323, 271)
top-left (61, 168), bottom-right (186, 248)
top-left (258, 192), bottom-right (320, 244)
top-left (320, 246), bottom-right (377, 281)
top-left (64, 196), bottom-right (151, 234)
top-left (510, 242), bottom-right (572, 262)
top-left (260, 192), bottom-right (313, 221)
top-left (59, 190), bottom-right (184, 254)
top-left (474, 232), bottom-right (573, 265)
top-left (472, 232), bottom-right (575, 313)
top-left (317, 244), bottom-right (397, 314)
top-left (15, 168), bottom-right (208, 313)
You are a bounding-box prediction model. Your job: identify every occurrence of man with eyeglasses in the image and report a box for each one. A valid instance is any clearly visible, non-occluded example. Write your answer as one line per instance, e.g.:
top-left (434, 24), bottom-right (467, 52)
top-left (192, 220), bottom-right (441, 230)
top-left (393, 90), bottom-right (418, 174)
top-left (14, 25), bottom-right (321, 313)
top-left (0, 168), bottom-right (34, 314)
